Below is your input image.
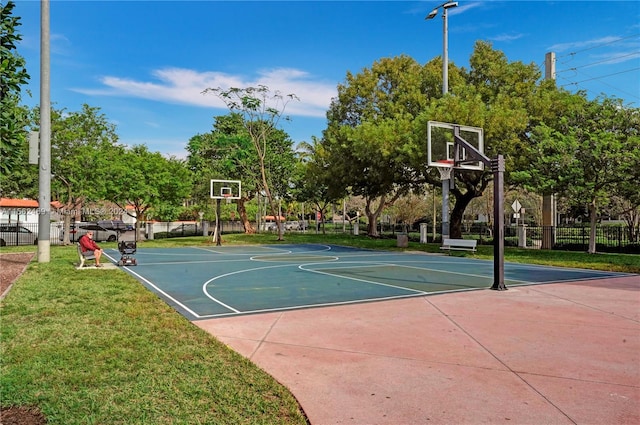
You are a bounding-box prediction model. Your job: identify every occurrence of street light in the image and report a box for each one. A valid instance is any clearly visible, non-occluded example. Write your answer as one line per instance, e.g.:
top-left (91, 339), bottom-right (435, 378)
top-left (425, 2), bottom-right (458, 95)
top-left (426, 2), bottom-right (458, 243)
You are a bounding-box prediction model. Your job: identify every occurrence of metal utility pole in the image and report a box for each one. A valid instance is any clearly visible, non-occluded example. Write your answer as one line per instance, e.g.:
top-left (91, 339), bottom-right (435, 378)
top-left (426, 2), bottom-right (458, 242)
top-left (425, 2), bottom-right (458, 95)
top-left (542, 52), bottom-right (557, 249)
top-left (38, 0), bottom-right (51, 263)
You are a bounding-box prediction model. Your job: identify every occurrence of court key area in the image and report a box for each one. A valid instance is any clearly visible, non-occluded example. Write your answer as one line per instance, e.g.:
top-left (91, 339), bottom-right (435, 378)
top-left (103, 244), bottom-right (632, 321)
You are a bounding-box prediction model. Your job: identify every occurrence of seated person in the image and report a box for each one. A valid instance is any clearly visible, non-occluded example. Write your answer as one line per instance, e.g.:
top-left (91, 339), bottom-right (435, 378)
top-left (78, 231), bottom-right (103, 267)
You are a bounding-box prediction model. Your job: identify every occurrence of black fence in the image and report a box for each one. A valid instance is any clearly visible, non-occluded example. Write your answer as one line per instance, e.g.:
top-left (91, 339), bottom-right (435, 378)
top-left (457, 224), bottom-right (639, 254)
top-left (544, 225), bottom-right (639, 254)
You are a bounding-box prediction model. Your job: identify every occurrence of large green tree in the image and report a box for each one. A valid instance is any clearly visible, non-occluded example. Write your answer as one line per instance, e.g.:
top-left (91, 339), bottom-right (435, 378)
top-left (28, 104), bottom-right (121, 244)
top-left (322, 55), bottom-right (435, 236)
top-left (203, 85), bottom-right (298, 240)
top-left (186, 113), bottom-right (296, 233)
top-left (292, 137), bottom-right (346, 234)
top-left (322, 42), bottom-right (564, 238)
top-left (104, 145), bottom-right (192, 236)
top-left (0, 0), bottom-right (30, 176)
top-left (416, 41), bottom-right (561, 238)
top-left (514, 95), bottom-right (640, 253)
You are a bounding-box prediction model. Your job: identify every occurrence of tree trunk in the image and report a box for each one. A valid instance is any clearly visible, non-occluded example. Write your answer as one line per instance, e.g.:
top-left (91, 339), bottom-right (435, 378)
top-left (61, 198), bottom-right (82, 245)
top-left (449, 190), bottom-right (478, 239)
top-left (62, 212), bottom-right (72, 245)
top-left (237, 197), bottom-right (255, 234)
top-left (135, 207), bottom-right (146, 241)
top-left (623, 207), bottom-right (639, 243)
top-left (588, 200), bottom-right (597, 254)
top-left (364, 195), bottom-right (387, 237)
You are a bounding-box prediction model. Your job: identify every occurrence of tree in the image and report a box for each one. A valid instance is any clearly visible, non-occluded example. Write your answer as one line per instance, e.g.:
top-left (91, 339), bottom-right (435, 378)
top-left (322, 55), bottom-right (432, 236)
top-left (186, 113), bottom-right (296, 234)
top-left (292, 137), bottom-right (346, 234)
top-left (28, 104), bottom-right (121, 244)
top-left (607, 193), bottom-right (640, 244)
top-left (187, 114), bottom-right (259, 232)
top-left (105, 145), bottom-right (192, 237)
top-left (390, 193), bottom-right (430, 233)
top-left (0, 0), bottom-right (30, 176)
top-left (321, 45), bottom-right (560, 238)
top-left (416, 41), bottom-right (561, 238)
top-left (325, 119), bottom-right (417, 236)
top-left (203, 85), bottom-right (298, 240)
top-left (514, 95), bottom-right (640, 253)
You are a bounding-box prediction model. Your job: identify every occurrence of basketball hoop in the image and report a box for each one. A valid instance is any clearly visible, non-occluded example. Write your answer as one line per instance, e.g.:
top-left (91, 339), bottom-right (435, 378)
top-left (222, 193), bottom-right (232, 204)
top-left (436, 159), bottom-right (454, 181)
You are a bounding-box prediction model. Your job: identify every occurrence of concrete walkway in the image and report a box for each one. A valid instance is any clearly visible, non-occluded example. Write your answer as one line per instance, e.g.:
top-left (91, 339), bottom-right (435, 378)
top-left (196, 275), bottom-right (640, 425)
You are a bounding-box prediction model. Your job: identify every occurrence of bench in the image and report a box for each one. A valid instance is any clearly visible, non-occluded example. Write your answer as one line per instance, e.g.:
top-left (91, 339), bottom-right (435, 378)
top-left (77, 243), bottom-right (96, 268)
top-left (440, 238), bottom-right (477, 254)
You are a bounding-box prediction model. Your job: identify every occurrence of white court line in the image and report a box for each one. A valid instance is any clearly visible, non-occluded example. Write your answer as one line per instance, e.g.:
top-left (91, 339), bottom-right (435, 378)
top-left (250, 255), bottom-right (339, 262)
top-left (111, 257), bottom-right (203, 319)
top-left (130, 258), bottom-right (253, 267)
top-left (196, 245), bottom-right (289, 255)
top-left (298, 262), bottom-right (427, 294)
top-left (195, 292), bottom-right (427, 319)
top-left (397, 263), bottom-right (523, 283)
top-left (201, 263), bottom-right (311, 315)
top-left (200, 260), bottom-right (423, 317)
top-left (247, 244), bottom-right (334, 258)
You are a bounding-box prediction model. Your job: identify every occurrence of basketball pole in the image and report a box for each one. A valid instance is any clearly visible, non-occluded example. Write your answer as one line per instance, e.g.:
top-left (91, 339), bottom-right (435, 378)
top-left (490, 155), bottom-right (506, 290)
top-left (452, 126), bottom-right (506, 290)
top-left (215, 199), bottom-right (222, 246)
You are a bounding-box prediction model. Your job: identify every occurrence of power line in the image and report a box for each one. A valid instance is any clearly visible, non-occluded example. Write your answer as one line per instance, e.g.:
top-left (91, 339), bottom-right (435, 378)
top-left (567, 67), bottom-right (640, 85)
top-left (551, 34), bottom-right (640, 100)
top-left (556, 33), bottom-right (640, 60)
top-left (559, 67), bottom-right (640, 100)
top-left (557, 52), bottom-right (640, 73)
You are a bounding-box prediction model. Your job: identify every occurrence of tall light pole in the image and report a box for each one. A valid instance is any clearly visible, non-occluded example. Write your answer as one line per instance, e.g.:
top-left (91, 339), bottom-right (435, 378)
top-left (426, 2), bottom-right (458, 242)
top-left (38, 0), bottom-right (51, 262)
top-left (425, 1), bottom-right (458, 95)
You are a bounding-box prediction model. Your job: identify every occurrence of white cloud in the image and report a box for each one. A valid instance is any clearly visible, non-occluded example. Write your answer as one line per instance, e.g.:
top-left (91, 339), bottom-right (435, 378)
top-left (588, 51), bottom-right (640, 66)
top-left (548, 36), bottom-right (622, 53)
top-left (72, 67), bottom-right (337, 118)
top-left (489, 33), bottom-right (525, 42)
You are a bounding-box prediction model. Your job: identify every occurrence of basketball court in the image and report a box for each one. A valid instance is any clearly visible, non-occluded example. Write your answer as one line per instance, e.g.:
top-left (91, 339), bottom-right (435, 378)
top-left (103, 244), bottom-right (639, 424)
top-left (100, 129), bottom-right (638, 423)
top-left (103, 243), bottom-right (629, 321)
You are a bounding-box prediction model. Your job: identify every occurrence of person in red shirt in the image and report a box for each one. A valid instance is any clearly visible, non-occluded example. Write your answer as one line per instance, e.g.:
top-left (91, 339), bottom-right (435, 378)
top-left (78, 231), bottom-right (104, 267)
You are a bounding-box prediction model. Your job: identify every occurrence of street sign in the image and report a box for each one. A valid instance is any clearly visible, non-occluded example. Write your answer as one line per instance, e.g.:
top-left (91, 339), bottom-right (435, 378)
top-left (511, 200), bottom-right (522, 213)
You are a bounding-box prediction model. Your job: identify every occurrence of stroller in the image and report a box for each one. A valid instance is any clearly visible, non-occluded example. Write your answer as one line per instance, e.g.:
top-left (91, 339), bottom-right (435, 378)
top-left (117, 239), bottom-right (137, 266)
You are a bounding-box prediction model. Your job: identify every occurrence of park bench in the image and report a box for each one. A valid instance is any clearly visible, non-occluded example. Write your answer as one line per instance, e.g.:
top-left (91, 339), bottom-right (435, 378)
top-left (77, 243), bottom-right (96, 268)
top-left (440, 238), bottom-right (477, 254)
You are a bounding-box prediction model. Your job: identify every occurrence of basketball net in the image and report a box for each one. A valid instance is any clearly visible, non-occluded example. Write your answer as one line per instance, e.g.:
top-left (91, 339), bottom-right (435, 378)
top-left (436, 160), bottom-right (454, 181)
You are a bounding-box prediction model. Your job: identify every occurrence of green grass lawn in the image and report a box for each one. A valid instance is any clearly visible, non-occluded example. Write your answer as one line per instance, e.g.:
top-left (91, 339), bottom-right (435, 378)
top-left (1, 244), bottom-right (308, 425)
top-left (1, 233), bottom-right (638, 424)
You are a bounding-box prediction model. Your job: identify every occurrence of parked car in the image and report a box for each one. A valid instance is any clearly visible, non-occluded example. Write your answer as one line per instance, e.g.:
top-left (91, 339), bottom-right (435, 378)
top-left (60, 223), bottom-right (119, 243)
top-left (98, 220), bottom-right (134, 232)
top-left (0, 225), bottom-right (38, 246)
top-left (284, 221), bottom-right (302, 231)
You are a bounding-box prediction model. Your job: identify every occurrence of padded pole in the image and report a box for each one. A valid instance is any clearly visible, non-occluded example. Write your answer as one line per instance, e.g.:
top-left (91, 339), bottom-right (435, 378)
top-left (491, 155), bottom-right (506, 290)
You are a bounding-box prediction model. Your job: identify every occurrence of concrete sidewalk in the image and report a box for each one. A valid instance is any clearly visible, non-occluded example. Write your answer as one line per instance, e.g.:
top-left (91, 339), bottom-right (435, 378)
top-left (196, 275), bottom-right (640, 424)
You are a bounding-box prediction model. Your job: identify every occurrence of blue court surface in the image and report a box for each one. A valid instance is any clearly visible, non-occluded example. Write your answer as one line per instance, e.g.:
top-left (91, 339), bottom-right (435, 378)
top-left (104, 244), bottom-right (633, 320)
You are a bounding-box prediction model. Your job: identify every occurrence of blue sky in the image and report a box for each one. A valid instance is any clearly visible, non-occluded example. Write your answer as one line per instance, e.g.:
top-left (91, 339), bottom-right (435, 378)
top-left (13, 0), bottom-right (640, 158)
